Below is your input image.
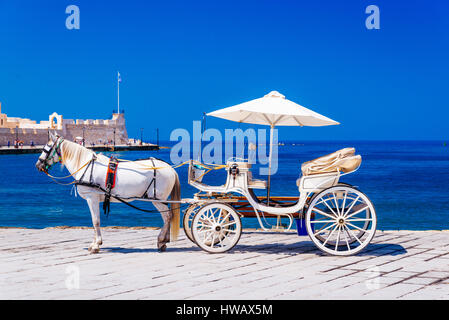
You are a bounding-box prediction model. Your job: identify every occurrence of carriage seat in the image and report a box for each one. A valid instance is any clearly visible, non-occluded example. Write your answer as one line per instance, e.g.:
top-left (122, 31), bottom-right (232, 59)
top-left (248, 172), bottom-right (267, 189)
top-left (226, 161), bottom-right (267, 189)
top-left (301, 148), bottom-right (361, 176)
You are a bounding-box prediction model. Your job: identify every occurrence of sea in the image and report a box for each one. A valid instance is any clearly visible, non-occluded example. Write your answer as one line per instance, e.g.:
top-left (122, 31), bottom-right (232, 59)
top-left (0, 140), bottom-right (448, 231)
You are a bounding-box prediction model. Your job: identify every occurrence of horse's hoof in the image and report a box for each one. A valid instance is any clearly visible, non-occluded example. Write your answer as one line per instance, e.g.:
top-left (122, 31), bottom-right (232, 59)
top-left (90, 247), bottom-right (100, 254)
top-left (158, 244), bottom-right (167, 252)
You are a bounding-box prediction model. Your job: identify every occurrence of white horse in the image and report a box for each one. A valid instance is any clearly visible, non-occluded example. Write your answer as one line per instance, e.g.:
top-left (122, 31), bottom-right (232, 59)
top-left (36, 133), bottom-right (180, 253)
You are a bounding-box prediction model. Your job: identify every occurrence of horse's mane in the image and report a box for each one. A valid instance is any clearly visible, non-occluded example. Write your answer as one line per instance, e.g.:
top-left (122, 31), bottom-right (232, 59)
top-left (61, 140), bottom-right (97, 168)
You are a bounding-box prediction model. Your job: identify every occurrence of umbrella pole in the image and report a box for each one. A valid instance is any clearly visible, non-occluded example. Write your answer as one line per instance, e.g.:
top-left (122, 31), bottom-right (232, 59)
top-left (267, 125), bottom-right (274, 205)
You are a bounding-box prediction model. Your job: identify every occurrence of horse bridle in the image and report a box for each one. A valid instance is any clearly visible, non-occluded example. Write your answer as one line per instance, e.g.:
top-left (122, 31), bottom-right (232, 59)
top-left (37, 137), bottom-right (64, 173)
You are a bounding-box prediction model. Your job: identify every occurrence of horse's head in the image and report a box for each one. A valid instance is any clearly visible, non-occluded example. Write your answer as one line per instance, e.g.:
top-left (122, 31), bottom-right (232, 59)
top-left (36, 132), bottom-right (64, 173)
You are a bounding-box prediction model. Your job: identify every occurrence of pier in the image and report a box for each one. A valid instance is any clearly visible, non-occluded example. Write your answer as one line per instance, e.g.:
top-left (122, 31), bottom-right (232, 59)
top-left (0, 143), bottom-right (160, 155)
top-left (0, 228), bottom-right (448, 299)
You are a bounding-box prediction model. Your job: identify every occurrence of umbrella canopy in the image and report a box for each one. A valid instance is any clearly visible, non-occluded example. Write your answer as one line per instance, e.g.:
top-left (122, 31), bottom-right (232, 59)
top-left (206, 90), bottom-right (340, 203)
top-left (207, 91), bottom-right (339, 127)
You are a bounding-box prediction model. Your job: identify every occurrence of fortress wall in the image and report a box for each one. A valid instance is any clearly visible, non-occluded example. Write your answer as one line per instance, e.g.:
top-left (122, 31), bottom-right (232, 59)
top-left (64, 123), bottom-right (128, 145)
top-left (0, 124), bottom-right (128, 147)
top-left (0, 128), bottom-right (58, 146)
top-left (0, 112), bottom-right (129, 147)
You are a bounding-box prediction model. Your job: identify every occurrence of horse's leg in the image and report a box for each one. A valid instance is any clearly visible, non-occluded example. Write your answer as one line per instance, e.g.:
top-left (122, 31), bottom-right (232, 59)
top-left (86, 195), bottom-right (102, 253)
top-left (153, 202), bottom-right (172, 252)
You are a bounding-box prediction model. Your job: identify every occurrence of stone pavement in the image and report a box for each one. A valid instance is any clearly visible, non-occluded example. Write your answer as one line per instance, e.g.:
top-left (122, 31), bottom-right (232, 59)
top-left (0, 227), bottom-right (448, 300)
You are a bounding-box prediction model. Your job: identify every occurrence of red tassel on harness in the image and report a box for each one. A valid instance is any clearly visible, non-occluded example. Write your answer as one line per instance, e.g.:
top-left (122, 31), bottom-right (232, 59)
top-left (103, 157), bottom-right (119, 217)
top-left (105, 157), bottom-right (119, 189)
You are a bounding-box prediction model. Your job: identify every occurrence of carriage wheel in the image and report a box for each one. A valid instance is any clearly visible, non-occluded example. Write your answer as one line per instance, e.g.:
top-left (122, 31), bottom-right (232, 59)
top-left (306, 183), bottom-right (363, 245)
top-left (191, 202), bottom-right (242, 253)
top-left (183, 204), bottom-right (201, 244)
top-left (306, 185), bottom-right (376, 256)
top-left (184, 204), bottom-right (232, 246)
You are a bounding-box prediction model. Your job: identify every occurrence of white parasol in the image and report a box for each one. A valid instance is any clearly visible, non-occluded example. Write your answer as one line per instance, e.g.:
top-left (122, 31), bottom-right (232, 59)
top-left (207, 90), bottom-right (340, 201)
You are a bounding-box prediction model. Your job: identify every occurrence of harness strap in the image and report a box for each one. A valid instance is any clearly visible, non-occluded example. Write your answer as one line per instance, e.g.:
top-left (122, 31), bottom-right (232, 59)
top-left (142, 157), bottom-right (157, 200)
top-left (152, 157), bottom-right (156, 199)
top-left (78, 155), bottom-right (96, 183)
top-left (74, 181), bottom-right (184, 214)
top-left (103, 156), bottom-right (119, 218)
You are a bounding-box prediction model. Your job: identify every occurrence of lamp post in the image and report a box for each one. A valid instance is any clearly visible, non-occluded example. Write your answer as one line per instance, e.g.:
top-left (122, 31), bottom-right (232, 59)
top-left (15, 126), bottom-right (18, 149)
top-left (82, 126), bottom-right (85, 146)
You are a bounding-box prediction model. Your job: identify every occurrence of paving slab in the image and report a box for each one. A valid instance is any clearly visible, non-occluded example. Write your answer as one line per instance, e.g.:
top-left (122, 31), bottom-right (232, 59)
top-left (0, 227), bottom-right (448, 300)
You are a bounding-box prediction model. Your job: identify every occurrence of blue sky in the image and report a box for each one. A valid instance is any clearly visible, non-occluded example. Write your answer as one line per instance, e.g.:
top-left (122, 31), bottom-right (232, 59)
top-left (0, 0), bottom-right (448, 141)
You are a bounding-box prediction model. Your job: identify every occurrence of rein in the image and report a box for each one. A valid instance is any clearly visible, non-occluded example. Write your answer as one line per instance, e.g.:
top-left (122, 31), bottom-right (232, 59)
top-left (75, 180), bottom-right (188, 214)
top-left (45, 159), bottom-right (92, 181)
top-left (42, 138), bottom-right (95, 184)
top-left (40, 138), bottom-right (188, 215)
top-left (40, 141), bottom-right (225, 215)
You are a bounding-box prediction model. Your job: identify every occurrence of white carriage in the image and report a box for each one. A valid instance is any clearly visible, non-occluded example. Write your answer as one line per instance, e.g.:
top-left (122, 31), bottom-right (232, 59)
top-left (181, 91), bottom-right (377, 256)
top-left (183, 147), bottom-right (377, 256)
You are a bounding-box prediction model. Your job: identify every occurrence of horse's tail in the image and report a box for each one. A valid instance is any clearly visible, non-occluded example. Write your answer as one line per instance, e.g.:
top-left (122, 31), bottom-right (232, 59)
top-left (170, 171), bottom-right (181, 242)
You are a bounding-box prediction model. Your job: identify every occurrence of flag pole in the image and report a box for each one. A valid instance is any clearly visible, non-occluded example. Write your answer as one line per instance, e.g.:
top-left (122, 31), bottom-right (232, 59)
top-left (117, 71), bottom-right (120, 114)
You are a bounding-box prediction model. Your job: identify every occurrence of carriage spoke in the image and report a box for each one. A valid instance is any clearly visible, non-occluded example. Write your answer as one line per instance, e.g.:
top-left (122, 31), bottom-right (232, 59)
top-left (342, 227), bottom-right (351, 250)
top-left (219, 231), bottom-right (231, 246)
top-left (198, 218), bottom-right (212, 225)
top-left (216, 208), bottom-right (223, 223)
top-left (322, 224), bottom-right (339, 246)
top-left (199, 224), bottom-right (213, 231)
top-left (341, 191), bottom-right (348, 215)
top-left (203, 231), bottom-right (213, 242)
top-left (314, 222), bottom-right (337, 236)
top-left (317, 197), bottom-right (338, 217)
top-left (197, 228), bottom-right (212, 234)
top-left (344, 225), bottom-right (363, 245)
top-left (346, 222), bottom-right (370, 233)
top-left (332, 193), bottom-right (340, 215)
top-left (335, 226), bottom-right (341, 251)
top-left (219, 211), bottom-right (231, 224)
top-left (345, 206), bottom-right (369, 219)
top-left (342, 195), bottom-right (360, 217)
top-left (210, 234), bottom-right (216, 248)
top-left (221, 228), bottom-right (237, 233)
top-left (217, 232), bottom-right (226, 246)
top-left (221, 221), bottom-right (237, 228)
top-left (310, 220), bottom-right (336, 224)
top-left (203, 214), bottom-right (215, 226)
top-left (346, 218), bottom-right (372, 222)
top-left (209, 209), bottom-right (218, 224)
top-left (197, 225), bottom-right (210, 232)
top-left (312, 207), bottom-right (338, 220)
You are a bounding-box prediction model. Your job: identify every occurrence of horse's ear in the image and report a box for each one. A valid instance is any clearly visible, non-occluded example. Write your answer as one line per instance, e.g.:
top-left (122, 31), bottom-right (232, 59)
top-left (49, 131), bottom-right (57, 142)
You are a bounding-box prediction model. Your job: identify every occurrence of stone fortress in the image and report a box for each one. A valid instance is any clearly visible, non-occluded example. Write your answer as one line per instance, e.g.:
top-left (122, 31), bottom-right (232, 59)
top-left (0, 102), bottom-right (128, 146)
